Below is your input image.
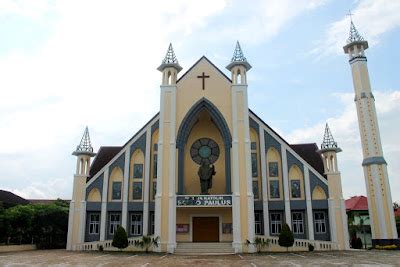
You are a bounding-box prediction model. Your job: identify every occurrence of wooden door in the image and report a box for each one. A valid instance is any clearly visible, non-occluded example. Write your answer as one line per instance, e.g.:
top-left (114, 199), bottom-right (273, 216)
top-left (192, 217), bottom-right (219, 242)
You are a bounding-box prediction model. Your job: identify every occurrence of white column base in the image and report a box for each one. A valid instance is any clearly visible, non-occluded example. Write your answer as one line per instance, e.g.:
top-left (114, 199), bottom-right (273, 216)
top-left (167, 242), bottom-right (176, 253)
top-left (232, 242), bottom-right (243, 253)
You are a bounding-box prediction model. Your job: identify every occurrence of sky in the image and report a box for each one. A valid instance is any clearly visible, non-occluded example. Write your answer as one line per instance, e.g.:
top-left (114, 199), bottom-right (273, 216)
top-left (0, 0), bottom-right (399, 203)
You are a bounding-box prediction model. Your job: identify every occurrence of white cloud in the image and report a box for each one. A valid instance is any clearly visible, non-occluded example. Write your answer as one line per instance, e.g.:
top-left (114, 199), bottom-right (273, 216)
top-left (286, 90), bottom-right (400, 203)
top-left (0, 0), bottom-right (227, 198)
top-left (202, 0), bottom-right (329, 44)
top-left (310, 0), bottom-right (400, 58)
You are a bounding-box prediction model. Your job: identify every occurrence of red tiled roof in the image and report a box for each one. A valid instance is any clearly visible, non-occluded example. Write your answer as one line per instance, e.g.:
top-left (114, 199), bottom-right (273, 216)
top-left (345, 195), bottom-right (369, 211)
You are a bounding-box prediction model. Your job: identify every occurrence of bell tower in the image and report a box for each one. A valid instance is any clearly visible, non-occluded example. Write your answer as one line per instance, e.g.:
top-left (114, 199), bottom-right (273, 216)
top-left (226, 41), bottom-right (255, 252)
top-left (155, 43), bottom-right (182, 253)
top-left (343, 19), bottom-right (399, 246)
top-left (67, 127), bottom-right (96, 250)
top-left (317, 124), bottom-right (349, 250)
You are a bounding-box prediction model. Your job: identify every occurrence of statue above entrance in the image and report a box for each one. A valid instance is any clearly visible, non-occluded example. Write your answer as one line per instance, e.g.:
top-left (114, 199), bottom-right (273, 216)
top-left (198, 161), bottom-right (216, 195)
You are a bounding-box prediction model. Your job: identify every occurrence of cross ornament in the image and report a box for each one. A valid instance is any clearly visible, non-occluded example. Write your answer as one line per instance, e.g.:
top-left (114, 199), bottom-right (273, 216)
top-left (197, 72), bottom-right (210, 90)
top-left (346, 9), bottom-right (354, 21)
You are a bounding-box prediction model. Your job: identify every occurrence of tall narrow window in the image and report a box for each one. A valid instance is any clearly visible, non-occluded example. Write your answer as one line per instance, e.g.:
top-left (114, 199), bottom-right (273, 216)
top-left (253, 180), bottom-right (259, 199)
top-left (314, 212), bottom-right (326, 234)
top-left (89, 214), bottom-right (100, 235)
top-left (291, 180), bottom-right (301, 198)
top-left (133, 182), bottom-right (143, 200)
top-left (270, 213), bottom-right (282, 235)
top-left (251, 142), bottom-right (257, 150)
top-left (153, 154), bottom-right (158, 178)
top-left (152, 181), bottom-right (157, 200)
top-left (112, 182), bottom-right (122, 200)
top-left (130, 213), bottom-right (143, 236)
top-left (269, 180), bottom-right (280, 198)
top-left (150, 212), bottom-right (155, 235)
top-left (254, 211), bottom-right (263, 235)
top-left (292, 212), bottom-right (304, 234)
top-left (109, 213), bottom-right (121, 235)
top-left (133, 164), bottom-right (143, 178)
top-left (268, 162), bottom-right (279, 177)
top-left (251, 153), bottom-right (258, 177)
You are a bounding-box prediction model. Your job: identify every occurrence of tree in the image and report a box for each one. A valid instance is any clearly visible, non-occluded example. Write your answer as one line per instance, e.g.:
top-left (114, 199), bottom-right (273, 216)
top-left (32, 204), bottom-right (69, 249)
top-left (278, 223), bottom-right (294, 251)
top-left (134, 236), bottom-right (159, 253)
top-left (3, 205), bottom-right (35, 244)
top-left (112, 226), bottom-right (129, 250)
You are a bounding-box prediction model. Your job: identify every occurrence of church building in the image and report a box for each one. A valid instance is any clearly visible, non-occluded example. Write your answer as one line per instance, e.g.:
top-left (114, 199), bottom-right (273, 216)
top-left (67, 22), bottom-right (399, 253)
top-left (67, 19), bottom-right (399, 253)
top-left (66, 40), bottom-right (351, 253)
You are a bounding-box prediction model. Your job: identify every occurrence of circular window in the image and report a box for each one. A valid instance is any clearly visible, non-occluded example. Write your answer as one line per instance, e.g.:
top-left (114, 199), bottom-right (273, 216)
top-left (190, 138), bottom-right (220, 165)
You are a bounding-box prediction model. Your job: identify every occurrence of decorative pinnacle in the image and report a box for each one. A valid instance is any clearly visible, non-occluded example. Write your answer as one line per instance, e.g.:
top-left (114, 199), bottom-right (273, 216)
top-left (347, 19), bottom-right (364, 44)
top-left (226, 41), bottom-right (252, 71)
top-left (73, 126), bottom-right (95, 156)
top-left (231, 41), bottom-right (247, 62)
top-left (162, 43), bottom-right (179, 64)
top-left (321, 123), bottom-right (339, 150)
top-left (157, 43), bottom-right (182, 72)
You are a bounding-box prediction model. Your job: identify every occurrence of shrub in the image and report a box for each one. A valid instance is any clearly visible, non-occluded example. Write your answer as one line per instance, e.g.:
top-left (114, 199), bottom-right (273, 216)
top-left (308, 243), bottom-right (314, 251)
top-left (278, 223), bottom-right (294, 251)
top-left (246, 237), bottom-right (270, 253)
top-left (112, 226), bottom-right (128, 250)
top-left (134, 236), bottom-right (159, 253)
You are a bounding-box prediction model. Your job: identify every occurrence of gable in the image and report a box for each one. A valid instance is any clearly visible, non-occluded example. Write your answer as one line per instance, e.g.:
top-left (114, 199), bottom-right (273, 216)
top-left (176, 56), bottom-right (233, 134)
top-left (249, 109), bottom-right (327, 185)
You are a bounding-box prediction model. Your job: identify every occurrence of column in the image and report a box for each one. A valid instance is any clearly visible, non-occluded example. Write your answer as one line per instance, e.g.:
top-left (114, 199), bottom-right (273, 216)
top-left (167, 87), bottom-right (177, 253)
top-left (243, 88), bottom-right (255, 252)
top-left (281, 148), bottom-right (291, 227)
top-left (259, 127), bottom-right (270, 236)
top-left (154, 90), bottom-right (165, 252)
top-left (121, 148), bottom-right (130, 231)
top-left (79, 201), bottom-right (87, 243)
top-left (100, 168), bottom-right (109, 241)
top-left (303, 166), bottom-right (314, 240)
top-left (231, 86), bottom-right (242, 252)
top-left (143, 128), bottom-right (151, 236)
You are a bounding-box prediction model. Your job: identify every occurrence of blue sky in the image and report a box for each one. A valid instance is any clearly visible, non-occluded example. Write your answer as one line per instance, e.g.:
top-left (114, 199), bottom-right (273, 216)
top-left (0, 0), bottom-right (399, 203)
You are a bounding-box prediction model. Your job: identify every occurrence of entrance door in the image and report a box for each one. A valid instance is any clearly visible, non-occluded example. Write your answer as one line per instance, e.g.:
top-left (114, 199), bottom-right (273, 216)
top-left (192, 217), bottom-right (219, 242)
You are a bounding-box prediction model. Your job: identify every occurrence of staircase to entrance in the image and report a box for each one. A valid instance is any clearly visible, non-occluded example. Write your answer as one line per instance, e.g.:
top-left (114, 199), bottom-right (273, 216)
top-left (175, 242), bottom-right (235, 255)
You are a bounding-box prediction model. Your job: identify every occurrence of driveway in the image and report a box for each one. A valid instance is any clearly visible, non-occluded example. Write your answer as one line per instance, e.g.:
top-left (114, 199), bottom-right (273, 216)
top-left (0, 249), bottom-right (399, 266)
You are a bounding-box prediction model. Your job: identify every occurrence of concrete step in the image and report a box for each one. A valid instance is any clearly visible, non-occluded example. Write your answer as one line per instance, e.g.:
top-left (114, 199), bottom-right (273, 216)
top-left (175, 242), bottom-right (235, 255)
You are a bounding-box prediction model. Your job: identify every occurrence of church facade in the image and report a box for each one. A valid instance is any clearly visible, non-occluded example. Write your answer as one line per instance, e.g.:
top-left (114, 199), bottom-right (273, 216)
top-left (66, 42), bottom-right (351, 253)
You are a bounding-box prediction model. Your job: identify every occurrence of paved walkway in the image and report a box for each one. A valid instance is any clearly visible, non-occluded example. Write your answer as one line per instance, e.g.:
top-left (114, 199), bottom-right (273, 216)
top-left (0, 249), bottom-right (399, 266)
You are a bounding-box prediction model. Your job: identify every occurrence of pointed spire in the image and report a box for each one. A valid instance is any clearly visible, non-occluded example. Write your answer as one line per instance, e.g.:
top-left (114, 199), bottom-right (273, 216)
top-left (231, 41), bottom-right (247, 62)
top-left (321, 123), bottom-right (341, 151)
top-left (226, 41), bottom-right (251, 71)
top-left (347, 20), bottom-right (364, 44)
top-left (157, 43), bottom-right (182, 72)
top-left (162, 43), bottom-right (179, 64)
top-left (73, 127), bottom-right (96, 156)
